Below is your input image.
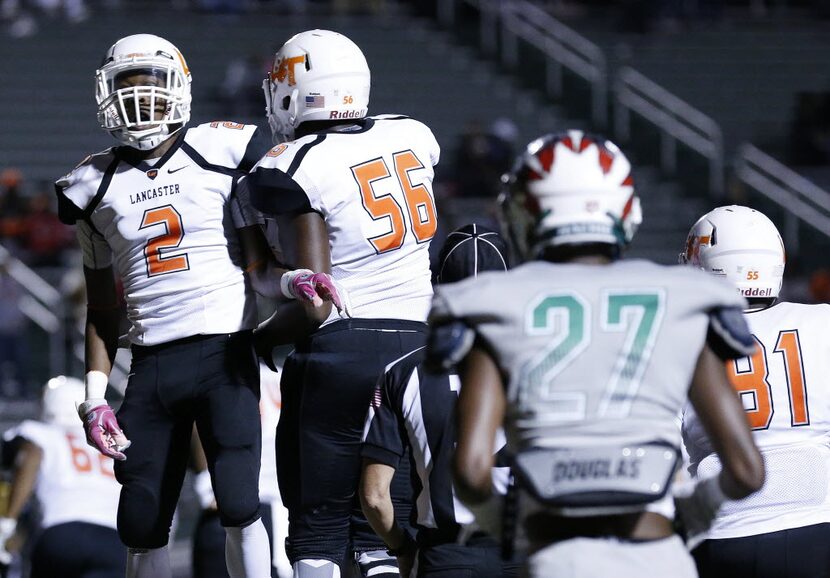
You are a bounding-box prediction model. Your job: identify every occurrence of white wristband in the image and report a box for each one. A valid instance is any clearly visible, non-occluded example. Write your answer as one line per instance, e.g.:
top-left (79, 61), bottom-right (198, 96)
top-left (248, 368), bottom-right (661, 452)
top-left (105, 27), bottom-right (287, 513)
top-left (280, 269), bottom-right (313, 300)
top-left (85, 370), bottom-right (109, 400)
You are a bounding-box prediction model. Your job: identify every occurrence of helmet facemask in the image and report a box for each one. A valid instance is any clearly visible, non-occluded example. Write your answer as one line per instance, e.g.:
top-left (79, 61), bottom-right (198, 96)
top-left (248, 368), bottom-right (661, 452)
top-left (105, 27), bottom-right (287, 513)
top-left (96, 35), bottom-right (192, 151)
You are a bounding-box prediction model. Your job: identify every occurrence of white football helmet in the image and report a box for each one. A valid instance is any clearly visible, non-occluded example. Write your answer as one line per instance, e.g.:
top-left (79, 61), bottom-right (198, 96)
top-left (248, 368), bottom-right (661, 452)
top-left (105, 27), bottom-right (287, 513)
top-left (96, 33), bottom-right (192, 150)
top-left (680, 205), bottom-right (785, 300)
top-left (263, 29), bottom-right (370, 143)
top-left (41, 375), bottom-right (85, 428)
top-left (499, 130), bottom-right (641, 261)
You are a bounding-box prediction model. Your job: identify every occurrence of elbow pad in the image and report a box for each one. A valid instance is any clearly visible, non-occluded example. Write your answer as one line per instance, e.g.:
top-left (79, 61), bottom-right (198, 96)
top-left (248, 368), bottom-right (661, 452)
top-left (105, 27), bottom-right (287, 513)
top-left (707, 306), bottom-right (756, 360)
top-left (424, 321), bottom-right (475, 373)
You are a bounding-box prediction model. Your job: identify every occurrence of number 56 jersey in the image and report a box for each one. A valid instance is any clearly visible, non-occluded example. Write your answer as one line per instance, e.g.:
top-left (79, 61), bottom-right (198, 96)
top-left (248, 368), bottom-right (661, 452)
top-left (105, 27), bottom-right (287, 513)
top-left (683, 301), bottom-right (830, 539)
top-left (55, 123), bottom-right (266, 346)
top-left (248, 115), bottom-right (440, 324)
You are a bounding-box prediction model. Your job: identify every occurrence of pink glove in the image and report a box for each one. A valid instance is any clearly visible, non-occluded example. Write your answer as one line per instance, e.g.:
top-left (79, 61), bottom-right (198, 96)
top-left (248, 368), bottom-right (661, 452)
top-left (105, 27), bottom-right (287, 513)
top-left (282, 269), bottom-right (352, 317)
top-left (307, 272), bottom-right (351, 317)
top-left (77, 399), bottom-right (131, 461)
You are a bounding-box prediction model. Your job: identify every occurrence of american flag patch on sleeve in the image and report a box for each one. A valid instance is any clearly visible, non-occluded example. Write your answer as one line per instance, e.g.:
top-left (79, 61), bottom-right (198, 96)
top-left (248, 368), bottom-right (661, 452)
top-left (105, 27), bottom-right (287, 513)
top-left (371, 385), bottom-right (383, 409)
top-left (305, 95), bottom-right (325, 108)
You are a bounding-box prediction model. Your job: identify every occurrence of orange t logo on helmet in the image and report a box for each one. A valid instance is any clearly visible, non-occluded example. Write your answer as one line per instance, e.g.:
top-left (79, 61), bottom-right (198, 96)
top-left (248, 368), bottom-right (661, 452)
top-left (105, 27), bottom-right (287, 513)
top-left (272, 55), bottom-right (306, 86)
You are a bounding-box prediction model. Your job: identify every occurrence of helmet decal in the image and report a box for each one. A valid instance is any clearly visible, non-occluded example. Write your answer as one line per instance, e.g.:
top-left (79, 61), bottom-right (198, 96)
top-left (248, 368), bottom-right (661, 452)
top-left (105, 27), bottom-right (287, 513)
top-left (500, 130), bottom-right (640, 261)
top-left (681, 205), bottom-right (785, 300)
top-left (272, 55), bottom-right (307, 86)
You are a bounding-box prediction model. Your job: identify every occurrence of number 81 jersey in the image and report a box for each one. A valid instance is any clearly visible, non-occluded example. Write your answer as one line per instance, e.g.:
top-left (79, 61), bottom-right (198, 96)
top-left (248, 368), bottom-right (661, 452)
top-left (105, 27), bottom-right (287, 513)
top-left (248, 115), bottom-right (440, 323)
top-left (683, 301), bottom-right (830, 539)
top-left (55, 123), bottom-right (264, 346)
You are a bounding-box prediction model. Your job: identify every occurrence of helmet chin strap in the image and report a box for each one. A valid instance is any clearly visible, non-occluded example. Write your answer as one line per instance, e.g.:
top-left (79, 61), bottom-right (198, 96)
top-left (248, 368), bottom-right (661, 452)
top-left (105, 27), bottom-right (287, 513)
top-left (117, 123), bottom-right (179, 151)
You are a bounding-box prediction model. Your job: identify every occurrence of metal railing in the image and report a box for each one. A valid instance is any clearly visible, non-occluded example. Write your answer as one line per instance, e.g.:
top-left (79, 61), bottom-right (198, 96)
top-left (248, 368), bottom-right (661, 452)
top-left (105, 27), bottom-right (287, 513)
top-left (439, 0), bottom-right (608, 127)
top-left (0, 244), bottom-right (66, 378)
top-left (614, 67), bottom-right (724, 198)
top-left (734, 144), bottom-right (830, 256)
top-left (0, 243), bottom-right (130, 394)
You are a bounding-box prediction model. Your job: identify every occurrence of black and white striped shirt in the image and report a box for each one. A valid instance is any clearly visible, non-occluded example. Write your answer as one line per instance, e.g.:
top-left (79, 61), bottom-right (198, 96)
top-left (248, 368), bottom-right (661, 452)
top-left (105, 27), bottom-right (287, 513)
top-left (362, 346), bottom-right (507, 545)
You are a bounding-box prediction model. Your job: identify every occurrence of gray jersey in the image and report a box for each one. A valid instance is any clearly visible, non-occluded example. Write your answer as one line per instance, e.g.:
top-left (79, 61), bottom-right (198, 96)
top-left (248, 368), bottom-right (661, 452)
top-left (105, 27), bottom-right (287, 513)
top-left (430, 259), bottom-right (747, 511)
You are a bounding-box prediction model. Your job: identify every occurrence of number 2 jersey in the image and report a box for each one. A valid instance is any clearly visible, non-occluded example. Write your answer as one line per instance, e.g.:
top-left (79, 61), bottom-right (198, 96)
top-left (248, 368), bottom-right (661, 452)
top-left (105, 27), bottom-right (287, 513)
top-left (429, 259), bottom-right (750, 516)
top-left (3, 421), bottom-right (121, 530)
top-left (683, 301), bottom-right (830, 539)
top-left (248, 115), bottom-right (440, 324)
top-left (55, 123), bottom-right (266, 346)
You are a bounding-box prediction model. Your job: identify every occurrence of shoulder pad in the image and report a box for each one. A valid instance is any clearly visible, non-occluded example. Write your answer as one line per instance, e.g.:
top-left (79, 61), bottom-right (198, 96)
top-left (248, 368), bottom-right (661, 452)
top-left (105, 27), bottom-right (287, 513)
top-left (424, 320), bottom-right (475, 374)
top-left (55, 150), bottom-right (116, 224)
top-left (707, 306), bottom-right (756, 360)
top-left (186, 122), bottom-right (260, 169)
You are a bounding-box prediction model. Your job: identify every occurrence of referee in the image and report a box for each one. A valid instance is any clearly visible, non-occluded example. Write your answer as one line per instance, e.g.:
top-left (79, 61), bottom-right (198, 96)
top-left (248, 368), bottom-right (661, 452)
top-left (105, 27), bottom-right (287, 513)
top-left (359, 224), bottom-right (516, 578)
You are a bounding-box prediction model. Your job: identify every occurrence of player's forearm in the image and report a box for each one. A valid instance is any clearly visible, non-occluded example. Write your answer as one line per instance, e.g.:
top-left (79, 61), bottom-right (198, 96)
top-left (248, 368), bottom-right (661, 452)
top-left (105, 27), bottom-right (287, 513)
top-left (6, 442), bottom-right (42, 520)
top-left (84, 309), bottom-right (120, 377)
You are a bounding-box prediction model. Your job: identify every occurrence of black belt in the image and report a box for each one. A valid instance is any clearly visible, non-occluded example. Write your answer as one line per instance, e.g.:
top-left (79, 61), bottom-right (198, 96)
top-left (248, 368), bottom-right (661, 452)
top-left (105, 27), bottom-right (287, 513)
top-left (524, 511), bottom-right (671, 545)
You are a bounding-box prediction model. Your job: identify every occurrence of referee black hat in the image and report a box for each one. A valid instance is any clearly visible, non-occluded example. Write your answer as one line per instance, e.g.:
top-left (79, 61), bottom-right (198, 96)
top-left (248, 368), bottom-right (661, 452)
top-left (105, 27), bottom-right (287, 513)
top-left (436, 223), bottom-right (510, 284)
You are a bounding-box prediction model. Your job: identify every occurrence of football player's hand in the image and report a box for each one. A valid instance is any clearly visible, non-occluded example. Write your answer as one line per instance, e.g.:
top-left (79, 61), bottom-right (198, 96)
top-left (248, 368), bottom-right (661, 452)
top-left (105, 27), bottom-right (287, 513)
top-left (282, 269), bottom-right (352, 317)
top-left (673, 474), bottom-right (726, 548)
top-left (307, 272), bottom-right (351, 318)
top-left (0, 517), bottom-right (16, 566)
top-left (77, 399), bottom-right (131, 461)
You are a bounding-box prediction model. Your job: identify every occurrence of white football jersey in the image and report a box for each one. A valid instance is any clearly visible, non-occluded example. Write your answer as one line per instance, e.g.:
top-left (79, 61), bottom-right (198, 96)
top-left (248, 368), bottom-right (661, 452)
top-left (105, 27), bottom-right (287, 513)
top-left (3, 420), bottom-right (121, 530)
top-left (683, 301), bottom-right (830, 539)
top-left (56, 122), bottom-right (266, 346)
top-left (249, 115), bottom-right (440, 323)
top-left (430, 260), bottom-right (749, 517)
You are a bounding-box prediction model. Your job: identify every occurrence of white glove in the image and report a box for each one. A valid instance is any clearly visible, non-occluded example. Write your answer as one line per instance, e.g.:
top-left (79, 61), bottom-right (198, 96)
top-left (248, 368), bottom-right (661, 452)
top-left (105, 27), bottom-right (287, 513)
top-left (0, 517), bottom-right (16, 565)
top-left (673, 474), bottom-right (727, 548)
top-left (458, 494), bottom-right (504, 542)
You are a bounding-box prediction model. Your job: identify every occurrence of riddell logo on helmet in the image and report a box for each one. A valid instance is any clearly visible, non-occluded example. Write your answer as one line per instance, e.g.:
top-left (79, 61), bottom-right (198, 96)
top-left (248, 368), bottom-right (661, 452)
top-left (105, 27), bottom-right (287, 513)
top-left (329, 109), bottom-right (366, 120)
top-left (741, 287), bottom-right (772, 297)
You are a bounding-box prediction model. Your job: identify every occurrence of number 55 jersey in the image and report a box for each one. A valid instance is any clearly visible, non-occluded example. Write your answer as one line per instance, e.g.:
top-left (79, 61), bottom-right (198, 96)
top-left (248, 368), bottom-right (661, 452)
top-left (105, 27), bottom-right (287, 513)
top-left (683, 301), bottom-right (830, 539)
top-left (55, 123), bottom-right (265, 346)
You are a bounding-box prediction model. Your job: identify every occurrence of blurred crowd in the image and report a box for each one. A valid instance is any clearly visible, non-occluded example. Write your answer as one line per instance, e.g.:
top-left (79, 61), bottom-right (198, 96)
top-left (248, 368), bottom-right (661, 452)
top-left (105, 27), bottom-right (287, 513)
top-left (0, 169), bottom-right (78, 399)
top-left (1, 0), bottom-right (390, 38)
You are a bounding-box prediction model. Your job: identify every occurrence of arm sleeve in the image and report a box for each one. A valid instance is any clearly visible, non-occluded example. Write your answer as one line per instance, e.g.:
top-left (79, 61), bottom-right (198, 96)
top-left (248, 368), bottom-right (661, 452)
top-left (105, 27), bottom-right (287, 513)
top-left (238, 127), bottom-right (271, 172)
top-left (76, 220), bottom-right (113, 269)
top-left (55, 182), bottom-right (85, 225)
top-left (248, 166), bottom-right (314, 216)
top-left (231, 176), bottom-right (266, 230)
